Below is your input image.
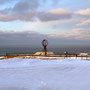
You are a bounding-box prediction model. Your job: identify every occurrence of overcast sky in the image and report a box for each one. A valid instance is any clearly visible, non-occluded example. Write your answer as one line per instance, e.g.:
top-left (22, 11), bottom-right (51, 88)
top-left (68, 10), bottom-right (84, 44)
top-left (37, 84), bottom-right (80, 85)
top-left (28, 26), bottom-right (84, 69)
top-left (0, 0), bottom-right (90, 47)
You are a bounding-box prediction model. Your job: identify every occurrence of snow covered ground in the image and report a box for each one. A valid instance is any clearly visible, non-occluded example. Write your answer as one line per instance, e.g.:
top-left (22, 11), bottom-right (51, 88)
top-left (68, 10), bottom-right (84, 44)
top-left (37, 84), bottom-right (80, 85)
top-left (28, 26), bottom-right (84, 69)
top-left (0, 58), bottom-right (90, 90)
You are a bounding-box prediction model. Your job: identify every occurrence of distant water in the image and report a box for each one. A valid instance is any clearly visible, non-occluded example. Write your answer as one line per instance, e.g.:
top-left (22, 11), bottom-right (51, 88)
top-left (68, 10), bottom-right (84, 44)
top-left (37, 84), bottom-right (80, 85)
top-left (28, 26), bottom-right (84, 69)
top-left (0, 47), bottom-right (40, 56)
top-left (0, 46), bottom-right (90, 56)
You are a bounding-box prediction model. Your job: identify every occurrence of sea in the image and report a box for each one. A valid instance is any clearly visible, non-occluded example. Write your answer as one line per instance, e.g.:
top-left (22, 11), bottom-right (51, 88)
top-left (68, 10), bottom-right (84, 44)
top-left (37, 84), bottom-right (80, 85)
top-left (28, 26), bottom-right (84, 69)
top-left (0, 46), bottom-right (90, 56)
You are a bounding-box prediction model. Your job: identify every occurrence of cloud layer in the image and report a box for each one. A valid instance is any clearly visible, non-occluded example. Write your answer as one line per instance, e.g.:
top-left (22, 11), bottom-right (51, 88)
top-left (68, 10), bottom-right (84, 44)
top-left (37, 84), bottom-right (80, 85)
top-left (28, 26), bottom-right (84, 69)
top-left (0, 8), bottom-right (72, 22)
top-left (49, 28), bottom-right (90, 40)
top-left (0, 0), bottom-right (72, 22)
top-left (77, 20), bottom-right (90, 26)
top-left (13, 0), bottom-right (39, 12)
top-left (0, 29), bottom-right (90, 47)
top-left (76, 9), bottom-right (90, 16)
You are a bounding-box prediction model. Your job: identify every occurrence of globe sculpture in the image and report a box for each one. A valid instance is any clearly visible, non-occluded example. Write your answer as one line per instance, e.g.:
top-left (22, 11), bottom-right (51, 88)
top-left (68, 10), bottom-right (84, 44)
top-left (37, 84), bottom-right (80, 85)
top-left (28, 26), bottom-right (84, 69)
top-left (42, 39), bottom-right (48, 56)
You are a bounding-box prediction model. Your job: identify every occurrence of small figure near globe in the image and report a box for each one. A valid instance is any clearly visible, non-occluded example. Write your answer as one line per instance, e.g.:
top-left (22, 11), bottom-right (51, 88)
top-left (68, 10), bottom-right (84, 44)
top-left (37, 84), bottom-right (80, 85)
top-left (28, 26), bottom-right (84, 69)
top-left (42, 39), bottom-right (48, 56)
top-left (64, 51), bottom-right (68, 57)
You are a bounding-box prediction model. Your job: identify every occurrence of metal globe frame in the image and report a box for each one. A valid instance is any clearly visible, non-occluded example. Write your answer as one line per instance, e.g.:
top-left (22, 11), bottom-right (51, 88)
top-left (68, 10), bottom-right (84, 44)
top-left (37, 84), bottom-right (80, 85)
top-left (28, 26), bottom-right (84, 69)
top-left (42, 39), bottom-right (48, 56)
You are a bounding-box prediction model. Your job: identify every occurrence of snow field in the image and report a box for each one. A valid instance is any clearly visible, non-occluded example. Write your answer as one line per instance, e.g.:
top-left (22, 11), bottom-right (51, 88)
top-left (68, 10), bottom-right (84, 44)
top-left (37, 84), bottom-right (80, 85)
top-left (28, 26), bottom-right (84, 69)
top-left (0, 58), bottom-right (90, 90)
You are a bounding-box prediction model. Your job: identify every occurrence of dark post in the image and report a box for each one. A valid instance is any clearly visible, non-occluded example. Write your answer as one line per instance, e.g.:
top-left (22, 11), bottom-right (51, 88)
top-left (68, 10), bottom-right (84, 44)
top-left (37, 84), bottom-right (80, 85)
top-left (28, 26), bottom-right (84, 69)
top-left (64, 51), bottom-right (68, 59)
top-left (42, 39), bottom-right (48, 56)
top-left (76, 54), bottom-right (77, 59)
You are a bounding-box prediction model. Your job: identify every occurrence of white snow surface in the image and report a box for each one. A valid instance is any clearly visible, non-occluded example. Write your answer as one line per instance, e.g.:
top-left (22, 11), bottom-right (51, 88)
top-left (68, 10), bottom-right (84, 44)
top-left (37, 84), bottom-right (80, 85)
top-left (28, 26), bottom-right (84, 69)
top-left (0, 58), bottom-right (90, 90)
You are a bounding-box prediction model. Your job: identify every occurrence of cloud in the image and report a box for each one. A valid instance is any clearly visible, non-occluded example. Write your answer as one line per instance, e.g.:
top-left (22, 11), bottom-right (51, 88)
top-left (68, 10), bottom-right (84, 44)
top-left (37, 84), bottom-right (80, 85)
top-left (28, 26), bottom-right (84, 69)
top-left (76, 9), bottom-right (90, 16)
top-left (36, 9), bottom-right (71, 21)
top-left (48, 28), bottom-right (90, 40)
top-left (0, 8), bottom-right (72, 22)
top-left (0, 13), bottom-right (18, 21)
top-left (13, 0), bottom-right (60, 13)
top-left (13, 0), bottom-right (39, 13)
top-left (0, 28), bottom-right (90, 47)
top-left (77, 20), bottom-right (90, 26)
top-left (70, 28), bottom-right (90, 39)
top-left (49, 9), bottom-right (71, 15)
top-left (22, 19), bottom-right (76, 33)
top-left (0, 30), bottom-right (47, 46)
top-left (0, 0), bottom-right (72, 22)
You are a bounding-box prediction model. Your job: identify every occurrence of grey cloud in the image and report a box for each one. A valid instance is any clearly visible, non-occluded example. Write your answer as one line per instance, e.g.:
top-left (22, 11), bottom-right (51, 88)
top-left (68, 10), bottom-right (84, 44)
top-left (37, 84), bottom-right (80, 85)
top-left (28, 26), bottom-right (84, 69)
top-left (0, 0), bottom-right (72, 22)
top-left (36, 11), bottom-right (71, 21)
top-left (0, 30), bottom-right (89, 47)
top-left (13, 0), bottom-right (39, 13)
top-left (0, 31), bottom-right (47, 46)
top-left (51, 28), bottom-right (90, 40)
top-left (0, 10), bottom-right (72, 22)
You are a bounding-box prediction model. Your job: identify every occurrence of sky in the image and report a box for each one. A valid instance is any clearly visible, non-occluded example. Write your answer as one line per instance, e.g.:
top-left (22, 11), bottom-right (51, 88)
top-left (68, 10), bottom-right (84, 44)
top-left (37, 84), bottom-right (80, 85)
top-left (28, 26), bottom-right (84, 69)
top-left (0, 0), bottom-right (90, 47)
